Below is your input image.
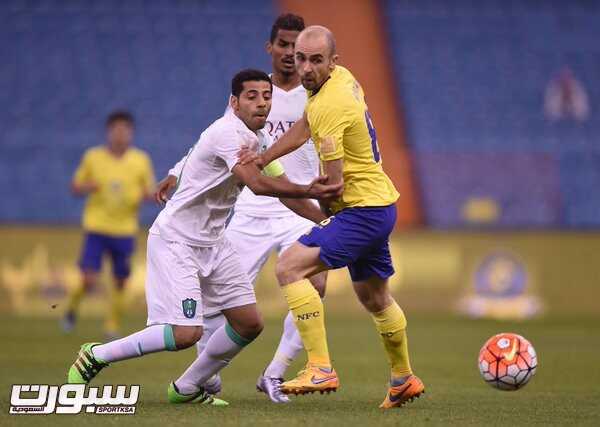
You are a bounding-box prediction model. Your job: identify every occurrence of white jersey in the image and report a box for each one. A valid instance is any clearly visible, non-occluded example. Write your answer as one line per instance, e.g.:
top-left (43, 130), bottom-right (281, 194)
top-left (236, 83), bottom-right (319, 217)
top-left (151, 111), bottom-right (271, 246)
top-left (169, 83), bottom-right (319, 218)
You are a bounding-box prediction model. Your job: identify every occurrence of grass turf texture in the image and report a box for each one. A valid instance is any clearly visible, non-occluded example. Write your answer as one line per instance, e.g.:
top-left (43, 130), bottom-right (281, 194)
top-left (1, 313), bottom-right (599, 426)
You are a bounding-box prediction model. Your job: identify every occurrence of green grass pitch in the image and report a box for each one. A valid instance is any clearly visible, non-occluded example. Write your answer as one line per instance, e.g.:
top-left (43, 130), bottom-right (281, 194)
top-left (1, 313), bottom-right (599, 426)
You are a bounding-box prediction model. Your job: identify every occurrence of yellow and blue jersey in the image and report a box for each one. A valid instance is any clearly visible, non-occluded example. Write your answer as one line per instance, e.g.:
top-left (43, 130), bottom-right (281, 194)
top-left (305, 65), bottom-right (399, 214)
top-left (73, 146), bottom-right (155, 236)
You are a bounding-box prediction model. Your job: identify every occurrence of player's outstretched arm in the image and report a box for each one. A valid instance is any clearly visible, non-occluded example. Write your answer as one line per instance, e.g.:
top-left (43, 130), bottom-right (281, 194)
top-left (276, 173), bottom-right (328, 224)
top-left (280, 197), bottom-right (328, 224)
top-left (238, 113), bottom-right (311, 167)
top-left (232, 161), bottom-right (342, 200)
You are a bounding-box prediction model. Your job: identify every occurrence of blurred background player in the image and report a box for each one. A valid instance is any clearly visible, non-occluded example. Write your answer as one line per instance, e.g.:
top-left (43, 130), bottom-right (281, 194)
top-left (240, 26), bottom-right (424, 408)
top-left (155, 13), bottom-right (327, 403)
top-left (62, 111), bottom-right (156, 339)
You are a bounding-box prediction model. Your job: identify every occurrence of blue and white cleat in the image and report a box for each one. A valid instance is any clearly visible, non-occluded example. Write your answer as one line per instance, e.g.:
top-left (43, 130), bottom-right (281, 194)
top-left (256, 374), bottom-right (290, 403)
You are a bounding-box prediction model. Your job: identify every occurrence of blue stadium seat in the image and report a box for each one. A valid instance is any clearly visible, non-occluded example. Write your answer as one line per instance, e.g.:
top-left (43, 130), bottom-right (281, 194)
top-left (0, 0), bottom-right (276, 224)
top-left (384, 0), bottom-right (600, 227)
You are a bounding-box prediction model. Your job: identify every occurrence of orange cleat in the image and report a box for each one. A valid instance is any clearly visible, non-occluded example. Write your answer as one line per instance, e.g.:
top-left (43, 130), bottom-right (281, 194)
top-left (280, 363), bottom-right (339, 395)
top-left (379, 375), bottom-right (425, 409)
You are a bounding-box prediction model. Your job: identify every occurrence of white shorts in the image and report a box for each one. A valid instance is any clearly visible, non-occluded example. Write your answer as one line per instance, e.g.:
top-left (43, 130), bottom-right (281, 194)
top-left (225, 213), bottom-right (314, 284)
top-left (145, 233), bottom-right (256, 326)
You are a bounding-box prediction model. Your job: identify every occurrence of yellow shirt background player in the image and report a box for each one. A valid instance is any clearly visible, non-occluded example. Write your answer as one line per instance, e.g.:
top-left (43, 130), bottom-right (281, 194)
top-left (64, 111), bottom-right (155, 339)
top-left (305, 65), bottom-right (399, 213)
top-left (74, 144), bottom-right (155, 236)
top-left (240, 25), bottom-right (424, 408)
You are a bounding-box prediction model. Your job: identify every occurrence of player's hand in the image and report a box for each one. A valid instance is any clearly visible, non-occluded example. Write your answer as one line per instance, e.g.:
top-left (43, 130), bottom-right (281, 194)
top-left (81, 182), bottom-right (99, 194)
top-left (72, 182), bottom-right (99, 196)
top-left (154, 175), bottom-right (177, 205)
top-left (306, 175), bottom-right (344, 200)
top-left (237, 147), bottom-right (264, 169)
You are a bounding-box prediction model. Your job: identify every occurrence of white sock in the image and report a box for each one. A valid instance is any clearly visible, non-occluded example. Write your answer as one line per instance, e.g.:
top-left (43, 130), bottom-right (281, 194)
top-left (195, 312), bottom-right (226, 355)
top-left (92, 324), bottom-right (177, 363)
top-left (174, 323), bottom-right (252, 395)
top-left (264, 311), bottom-right (304, 378)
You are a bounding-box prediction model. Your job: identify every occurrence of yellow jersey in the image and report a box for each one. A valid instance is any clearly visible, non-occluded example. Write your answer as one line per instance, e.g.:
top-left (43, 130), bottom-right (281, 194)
top-left (73, 146), bottom-right (155, 236)
top-left (305, 65), bottom-right (399, 213)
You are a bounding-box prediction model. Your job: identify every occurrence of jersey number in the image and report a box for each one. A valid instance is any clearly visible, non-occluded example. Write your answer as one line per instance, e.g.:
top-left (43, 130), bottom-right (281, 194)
top-left (365, 111), bottom-right (380, 162)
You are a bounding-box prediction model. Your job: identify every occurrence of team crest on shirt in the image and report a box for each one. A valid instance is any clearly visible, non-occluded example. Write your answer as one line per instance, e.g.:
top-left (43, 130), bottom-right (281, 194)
top-left (182, 298), bottom-right (197, 319)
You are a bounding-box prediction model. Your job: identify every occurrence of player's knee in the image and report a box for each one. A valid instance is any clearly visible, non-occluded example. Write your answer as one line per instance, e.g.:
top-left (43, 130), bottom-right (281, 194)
top-left (82, 272), bottom-right (97, 291)
top-left (238, 316), bottom-right (264, 339)
top-left (249, 318), bottom-right (264, 338)
top-left (114, 278), bottom-right (126, 291)
top-left (357, 290), bottom-right (392, 313)
top-left (173, 325), bottom-right (203, 350)
top-left (275, 256), bottom-right (301, 285)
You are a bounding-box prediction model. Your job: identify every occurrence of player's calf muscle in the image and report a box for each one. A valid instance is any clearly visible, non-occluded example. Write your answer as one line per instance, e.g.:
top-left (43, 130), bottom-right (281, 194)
top-left (353, 279), bottom-right (393, 313)
top-left (308, 271), bottom-right (327, 297)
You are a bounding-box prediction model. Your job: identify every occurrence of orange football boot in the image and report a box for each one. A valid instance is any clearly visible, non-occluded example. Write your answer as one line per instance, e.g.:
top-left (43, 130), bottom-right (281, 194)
top-left (280, 363), bottom-right (339, 395)
top-left (379, 374), bottom-right (425, 409)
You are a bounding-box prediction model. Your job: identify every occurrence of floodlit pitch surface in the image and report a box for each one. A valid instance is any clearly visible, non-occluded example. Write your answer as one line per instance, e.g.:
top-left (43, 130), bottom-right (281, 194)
top-left (1, 313), bottom-right (599, 426)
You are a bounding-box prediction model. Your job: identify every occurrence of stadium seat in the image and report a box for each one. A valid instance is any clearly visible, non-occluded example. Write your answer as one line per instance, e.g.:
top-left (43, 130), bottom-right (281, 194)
top-left (0, 0), bottom-right (276, 224)
top-left (383, 0), bottom-right (600, 227)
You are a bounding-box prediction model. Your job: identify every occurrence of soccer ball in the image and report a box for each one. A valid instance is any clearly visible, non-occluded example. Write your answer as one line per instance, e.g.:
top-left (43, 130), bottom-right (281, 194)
top-left (478, 333), bottom-right (538, 390)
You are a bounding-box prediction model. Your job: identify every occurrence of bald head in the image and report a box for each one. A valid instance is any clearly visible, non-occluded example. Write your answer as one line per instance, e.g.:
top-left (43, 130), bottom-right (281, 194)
top-left (294, 25), bottom-right (338, 91)
top-left (297, 25), bottom-right (336, 56)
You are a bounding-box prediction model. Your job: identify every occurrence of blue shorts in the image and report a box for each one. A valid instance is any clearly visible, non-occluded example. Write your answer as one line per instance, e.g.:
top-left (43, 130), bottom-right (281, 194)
top-left (79, 232), bottom-right (135, 279)
top-left (298, 204), bottom-right (396, 282)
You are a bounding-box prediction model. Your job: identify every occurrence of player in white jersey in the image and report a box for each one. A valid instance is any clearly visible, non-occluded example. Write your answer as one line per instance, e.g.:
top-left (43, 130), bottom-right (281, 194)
top-left (66, 69), bottom-right (342, 407)
top-left (155, 14), bottom-right (326, 403)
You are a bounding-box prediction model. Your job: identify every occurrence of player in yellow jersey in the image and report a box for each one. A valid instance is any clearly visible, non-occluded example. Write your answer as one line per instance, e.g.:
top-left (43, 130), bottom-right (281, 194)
top-left (239, 26), bottom-right (424, 408)
top-left (62, 111), bottom-right (156, 339)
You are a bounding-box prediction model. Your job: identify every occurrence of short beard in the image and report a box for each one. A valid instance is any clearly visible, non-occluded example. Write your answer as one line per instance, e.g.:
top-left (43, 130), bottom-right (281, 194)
top-left (301, 78), bottom-right (318, 91)
top-left (277, 67), bottom-right (295, 78)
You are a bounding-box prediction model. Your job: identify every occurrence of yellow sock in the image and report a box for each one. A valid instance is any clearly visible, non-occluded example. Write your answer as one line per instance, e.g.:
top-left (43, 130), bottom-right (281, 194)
top-left (371, 301), bottom-right (413, 379)
top-left (66, 283), bottom-right (85, 313)
top-left (105, 289), bottom-right (125, 334)
top-left (283, 279), bottom-right (331, 367)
